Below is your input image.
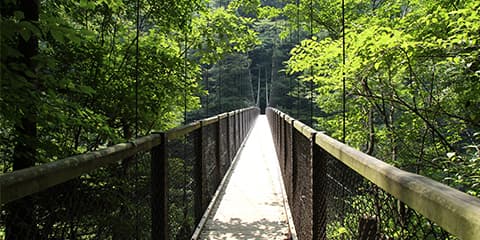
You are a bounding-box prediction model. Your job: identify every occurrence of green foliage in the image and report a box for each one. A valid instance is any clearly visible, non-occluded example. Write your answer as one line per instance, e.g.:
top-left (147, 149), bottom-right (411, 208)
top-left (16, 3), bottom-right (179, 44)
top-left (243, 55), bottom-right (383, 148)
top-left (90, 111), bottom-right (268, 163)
top-left (257, 6), bottom-right (282, 19)
top-left (228, 0), bottom-right (261, 15)
top-left (1, 0), bottom-right (260, 238)
top-left (1, 0), bottom-right (260, 168)
top-left (285, 0), bottom-right (480, 196)
top-left (192, 6), bottom-right (260, 64)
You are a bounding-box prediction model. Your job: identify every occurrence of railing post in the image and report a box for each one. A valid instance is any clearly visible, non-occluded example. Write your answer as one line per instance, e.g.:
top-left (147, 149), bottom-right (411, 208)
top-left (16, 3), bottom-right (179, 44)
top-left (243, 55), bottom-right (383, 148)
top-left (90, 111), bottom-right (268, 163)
top-left (194, 123), bottom-right (204, 223)
top-left (151, 133), bottom-right (168, 240)
top-left (276, 112), bottom-right (280, 147)
top-left (233, 111), bottom-right (237, 152)
top-left (246, 110), bottom-right (249, 134)
top-left (239, 111), bottom-right (243, 140)
top-left (236, 111), bottom-right (240, 150)
top-left (241, 110), bottom-right (245, 139)
top-left (312, 132), bottom-right (327, 240)
top-left (248, 109), bottom-right (251, 125)
top-left (283, 115), bottom-right (289, 187)
top-left (244, 110), bottom-right (247, 136)
top-left (238, 110), bottom-right (241, 142)
top-left (245, 110), bottom-right (247, 135)
top-left (291, 120), bottom-right (297, 201)
top-left (278, 113), bottom-right (282, 159)
top-left (226, 113), bottom-right (231, 165)
top-left (215, 117), bottom-right (221, 187)
top-left (277, 111), bottom-right (280, 152)
top-left (280, 113), bottom-right (286, 173)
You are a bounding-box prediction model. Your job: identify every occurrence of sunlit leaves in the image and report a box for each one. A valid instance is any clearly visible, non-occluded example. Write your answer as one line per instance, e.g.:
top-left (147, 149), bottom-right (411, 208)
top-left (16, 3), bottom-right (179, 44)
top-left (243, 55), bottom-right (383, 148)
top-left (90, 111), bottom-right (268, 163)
top-left (284, 0), bottom-right (480, 195)
top-left (257, 6), bottom-right (282, 19)
top-left (191, 7), bottom-right (260, 64)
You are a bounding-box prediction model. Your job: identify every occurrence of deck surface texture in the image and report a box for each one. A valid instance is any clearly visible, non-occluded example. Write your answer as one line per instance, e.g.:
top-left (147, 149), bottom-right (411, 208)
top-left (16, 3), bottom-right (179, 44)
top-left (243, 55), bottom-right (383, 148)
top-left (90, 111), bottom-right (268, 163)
top-left (198, 115), bottom-right (290, 240)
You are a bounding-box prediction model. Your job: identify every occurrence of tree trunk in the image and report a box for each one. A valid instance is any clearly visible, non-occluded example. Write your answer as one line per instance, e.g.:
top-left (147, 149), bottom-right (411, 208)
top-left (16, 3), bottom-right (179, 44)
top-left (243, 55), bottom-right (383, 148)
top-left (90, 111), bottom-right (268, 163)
top-left (389, 104), bottom-right (397, 162)
top-left (6, 0), bottom-right (40, 239)
top-left (366, 106), bottom-right (375, 155)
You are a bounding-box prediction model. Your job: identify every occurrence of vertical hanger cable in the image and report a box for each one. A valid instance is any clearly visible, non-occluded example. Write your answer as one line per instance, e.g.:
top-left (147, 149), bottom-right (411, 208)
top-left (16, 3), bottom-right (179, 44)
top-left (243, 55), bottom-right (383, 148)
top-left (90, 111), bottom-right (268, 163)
top-left (134, 0), bottom-right (140, 237)
top-left (181, 21), bottom-right (190, 234)
top-left (135, 0), bottom-right (140, 138)
top-left (309, 0), bottom-right (314, 126)
top-left (296, 0), bottom-right (301, 119)
top-left (342, 0), bottom-right (346, 143)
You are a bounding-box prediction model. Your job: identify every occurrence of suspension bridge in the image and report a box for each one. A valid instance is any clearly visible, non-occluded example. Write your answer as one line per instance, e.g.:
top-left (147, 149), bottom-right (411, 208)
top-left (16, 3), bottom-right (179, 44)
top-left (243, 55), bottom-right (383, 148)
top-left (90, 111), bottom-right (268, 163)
top-left (1, 107), bottom-right (480, 240)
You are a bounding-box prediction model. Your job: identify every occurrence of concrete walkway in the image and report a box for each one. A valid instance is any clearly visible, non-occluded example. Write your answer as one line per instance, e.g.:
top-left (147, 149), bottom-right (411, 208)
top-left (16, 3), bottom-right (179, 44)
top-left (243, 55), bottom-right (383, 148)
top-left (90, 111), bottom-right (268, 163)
top-left (196, 115), bottom-right (293, 239)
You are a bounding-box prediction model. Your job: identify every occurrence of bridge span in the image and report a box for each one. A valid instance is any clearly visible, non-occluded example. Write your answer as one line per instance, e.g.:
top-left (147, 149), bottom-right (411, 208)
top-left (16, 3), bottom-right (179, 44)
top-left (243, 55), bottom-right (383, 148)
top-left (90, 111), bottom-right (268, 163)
top-left (193, 116), bottom-right (295, 239)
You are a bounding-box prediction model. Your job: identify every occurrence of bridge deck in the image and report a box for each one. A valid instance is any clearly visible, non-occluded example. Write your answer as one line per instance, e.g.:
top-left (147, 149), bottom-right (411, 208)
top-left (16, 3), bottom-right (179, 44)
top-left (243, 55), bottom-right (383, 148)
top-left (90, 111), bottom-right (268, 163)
top-left (195, 115), bottom-right (293, 239)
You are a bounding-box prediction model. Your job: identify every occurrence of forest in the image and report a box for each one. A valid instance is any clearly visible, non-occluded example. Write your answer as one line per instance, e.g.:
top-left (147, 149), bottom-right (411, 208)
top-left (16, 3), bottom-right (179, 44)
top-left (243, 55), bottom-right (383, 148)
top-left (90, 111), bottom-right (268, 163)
top-left (0, 0), bottom-right (479, 238)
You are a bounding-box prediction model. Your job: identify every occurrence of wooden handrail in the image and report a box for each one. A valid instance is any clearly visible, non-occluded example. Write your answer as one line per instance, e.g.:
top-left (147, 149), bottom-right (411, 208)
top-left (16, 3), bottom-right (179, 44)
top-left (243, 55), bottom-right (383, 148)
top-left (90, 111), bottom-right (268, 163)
top-left (0, 134), bottom-right (162, 205)
top-left (166, 107), bottom-right (256, 140)
top-left (0, 107), bottom-right (258, 206)
top-left (267, 107), bottom-right (480, 240)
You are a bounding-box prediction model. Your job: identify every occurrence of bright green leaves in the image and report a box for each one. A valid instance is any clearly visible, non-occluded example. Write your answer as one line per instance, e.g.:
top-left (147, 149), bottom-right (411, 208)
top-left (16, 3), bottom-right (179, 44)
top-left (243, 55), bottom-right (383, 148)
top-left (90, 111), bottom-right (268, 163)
top-left (257, 6), bottom-right (282, 19)
top-left (78, 0), bottom-right (124, 11)
top-left (148, 0), bottom-right (203, 32)
top-left (283, 0), bottom-right (480, 195)
top-left (192, 7), bottom-right (260, 64)
top-left (288, 36), bottom-right (343, 89)
top-left (228, 0), bottom-right (261, 15)
top-left (78, 0), bottom-right (97, 10)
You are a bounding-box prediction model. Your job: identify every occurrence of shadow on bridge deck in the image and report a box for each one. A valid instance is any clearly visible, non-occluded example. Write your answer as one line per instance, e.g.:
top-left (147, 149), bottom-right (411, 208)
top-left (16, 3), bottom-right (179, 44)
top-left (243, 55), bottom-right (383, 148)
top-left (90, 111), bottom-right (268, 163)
top-left (194, 115), bottom-right (294, 239)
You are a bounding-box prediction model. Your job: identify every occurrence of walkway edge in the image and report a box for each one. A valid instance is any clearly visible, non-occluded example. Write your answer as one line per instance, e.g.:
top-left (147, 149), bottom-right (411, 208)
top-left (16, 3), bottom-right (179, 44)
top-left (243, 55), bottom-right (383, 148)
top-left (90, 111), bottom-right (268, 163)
top-left (274, 151), bottom-right (298, 240)
top-left (190, 116), bottom-right (258, 240)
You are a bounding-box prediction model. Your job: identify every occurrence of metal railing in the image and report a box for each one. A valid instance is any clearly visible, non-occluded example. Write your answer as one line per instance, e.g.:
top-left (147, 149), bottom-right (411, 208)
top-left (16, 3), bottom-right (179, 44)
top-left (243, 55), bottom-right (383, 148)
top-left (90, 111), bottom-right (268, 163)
top-left (266, 107), bottom-right (480, 240)
top-left (0, 107), bottom-right (259, 240)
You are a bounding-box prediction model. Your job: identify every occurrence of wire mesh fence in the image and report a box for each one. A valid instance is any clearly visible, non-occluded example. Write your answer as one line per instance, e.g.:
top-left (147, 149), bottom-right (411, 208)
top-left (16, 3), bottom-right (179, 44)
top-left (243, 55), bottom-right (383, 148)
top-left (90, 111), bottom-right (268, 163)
top-left (167, 133), bottom-right (196, 239)
top-left (1, 151), bottom-right (152, 239)
top-left (0, 107), bottom-right (259, 240)
top-left (267, 107), bottom-right (479, 240)
top-left (321, 150), bottom-right (453, 240)
top-left (291, 126), bottom-right (313, 240)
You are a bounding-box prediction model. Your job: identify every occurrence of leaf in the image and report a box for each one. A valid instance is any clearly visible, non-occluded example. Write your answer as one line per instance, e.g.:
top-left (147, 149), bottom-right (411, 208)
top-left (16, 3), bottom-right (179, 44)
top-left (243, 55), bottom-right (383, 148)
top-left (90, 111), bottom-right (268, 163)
top-left (50, 28), bottom-right (64, 43)
top-left (13, 11), bottom-right (24, 20)
top-left (18, 25), bottom-right (31, 41)
top-left (78, 85), bottom-right (96, 97)
top-left (337, 227), bottom-right (348, 235)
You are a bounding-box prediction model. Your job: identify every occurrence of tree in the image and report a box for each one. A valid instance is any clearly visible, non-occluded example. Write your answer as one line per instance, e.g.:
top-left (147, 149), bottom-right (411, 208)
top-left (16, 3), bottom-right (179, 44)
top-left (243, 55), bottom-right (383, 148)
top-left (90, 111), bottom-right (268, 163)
top-left (1, 0), bottom-right (40, 238)
top-left (285, 0), bottom-right (480, 195)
